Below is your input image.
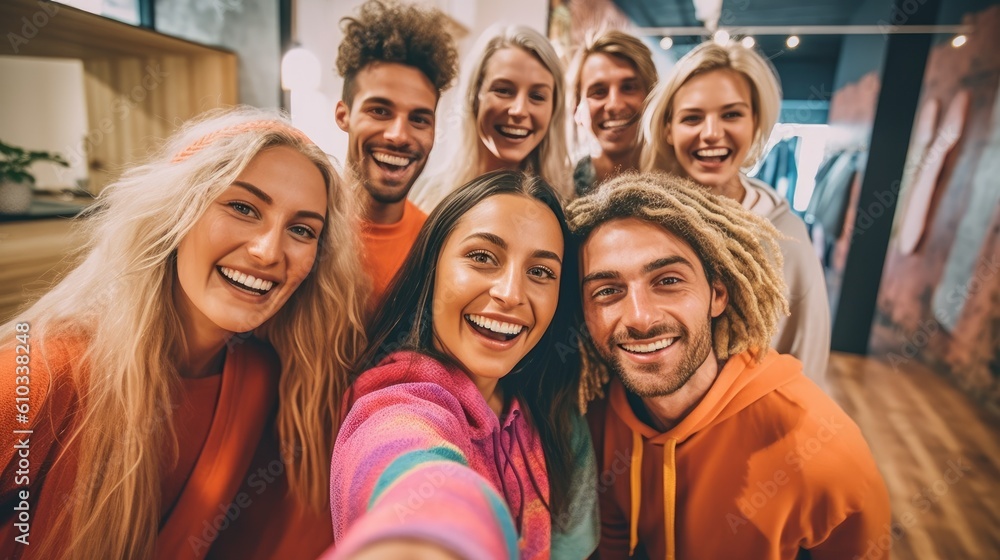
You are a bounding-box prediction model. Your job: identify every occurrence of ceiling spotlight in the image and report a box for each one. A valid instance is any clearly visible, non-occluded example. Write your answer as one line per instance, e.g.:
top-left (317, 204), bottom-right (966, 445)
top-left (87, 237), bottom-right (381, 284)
top-left (951, 34), bottom-right (967, 48)
top-left (786, 35), bottom-right (800, 49)
top-left (741, 36), bottom-right (755, 49)
top-left (660, 36), bottom-right (674, 50)
top-left (714, 29), bottom-right (730, 45)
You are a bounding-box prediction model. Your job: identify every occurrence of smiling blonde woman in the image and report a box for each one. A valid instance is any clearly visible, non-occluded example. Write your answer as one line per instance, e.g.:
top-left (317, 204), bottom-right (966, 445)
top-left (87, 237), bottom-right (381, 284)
top-left (413, 26), bottom-right (572, 211)
top-left (0, 107), bottom-right (367, 559)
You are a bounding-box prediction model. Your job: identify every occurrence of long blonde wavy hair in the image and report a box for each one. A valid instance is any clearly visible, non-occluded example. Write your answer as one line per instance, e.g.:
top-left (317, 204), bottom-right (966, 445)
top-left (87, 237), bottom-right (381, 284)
top-left (2, 107), bottom-right (367, 559)
top-left (416, 25), bottom-right (571, 209)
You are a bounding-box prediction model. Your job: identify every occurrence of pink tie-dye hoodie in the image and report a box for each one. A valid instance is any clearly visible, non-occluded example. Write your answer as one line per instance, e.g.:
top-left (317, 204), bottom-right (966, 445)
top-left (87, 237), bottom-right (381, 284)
top-left (328, 351), bottom-right (554, 559)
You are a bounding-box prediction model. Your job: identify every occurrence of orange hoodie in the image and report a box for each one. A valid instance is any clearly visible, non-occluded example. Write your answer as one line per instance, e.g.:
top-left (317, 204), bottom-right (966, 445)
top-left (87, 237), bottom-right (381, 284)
top-left (587, 350), bottom-right (891, 559)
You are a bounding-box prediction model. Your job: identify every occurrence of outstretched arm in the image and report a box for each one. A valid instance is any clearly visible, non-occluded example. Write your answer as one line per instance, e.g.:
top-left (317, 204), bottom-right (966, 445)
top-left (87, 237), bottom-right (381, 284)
top-left (330, 381), bottom-right (518, 560)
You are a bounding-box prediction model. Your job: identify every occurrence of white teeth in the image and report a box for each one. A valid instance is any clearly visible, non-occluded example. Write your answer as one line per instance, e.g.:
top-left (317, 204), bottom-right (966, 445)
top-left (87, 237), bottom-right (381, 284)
top-left (696, 148), bottom-right (729, 158)
top-left (219, 266), bottom-right (274, 293)
top-left (621, 338), bottom-right (676, 354)
top-left (499, 126), bottom-right (529, 137)
top-left (466, 314), bottom-right (525, 336)
top-left (601, 118), bottom-right (631, 129)
top-left (372, 152), bottom-right (410, 167)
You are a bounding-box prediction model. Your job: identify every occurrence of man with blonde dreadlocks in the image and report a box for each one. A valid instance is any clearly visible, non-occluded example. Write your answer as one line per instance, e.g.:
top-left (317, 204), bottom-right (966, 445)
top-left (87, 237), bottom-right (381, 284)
top-left (567, 172), bottom-right (890, 560)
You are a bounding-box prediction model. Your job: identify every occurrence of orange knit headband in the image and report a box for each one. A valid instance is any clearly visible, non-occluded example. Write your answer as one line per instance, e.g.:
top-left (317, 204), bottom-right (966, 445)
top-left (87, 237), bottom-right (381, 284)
top-left (171, 120), bottom-right (315, 163)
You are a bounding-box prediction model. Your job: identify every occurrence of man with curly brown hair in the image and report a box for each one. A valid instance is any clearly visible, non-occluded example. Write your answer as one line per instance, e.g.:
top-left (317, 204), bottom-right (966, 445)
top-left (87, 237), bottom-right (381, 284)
top-left (568, 171), bottom-right (890, 560)
top-left (334, 0), bottom-right (458, 301)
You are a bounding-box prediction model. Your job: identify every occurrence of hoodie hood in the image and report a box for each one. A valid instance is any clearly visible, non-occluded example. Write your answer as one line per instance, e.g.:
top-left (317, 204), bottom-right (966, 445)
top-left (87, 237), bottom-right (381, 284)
top-left (348, 351), bottom-right (499, 440)
top-left (345, 351), bottom-right (550, 542)
top-left (742, 174), bottom-right (797, 224)
top-left (611, 349), bottom-right (801, 444)
top-left (608, 349), bottom-right (803, 558)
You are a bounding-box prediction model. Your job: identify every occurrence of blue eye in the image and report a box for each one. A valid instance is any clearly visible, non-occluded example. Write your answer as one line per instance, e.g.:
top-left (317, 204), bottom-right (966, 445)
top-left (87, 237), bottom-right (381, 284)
top-left (289, 225), bottom-right (317, 240)
top-left (229, 201), bottom-right (256, 217)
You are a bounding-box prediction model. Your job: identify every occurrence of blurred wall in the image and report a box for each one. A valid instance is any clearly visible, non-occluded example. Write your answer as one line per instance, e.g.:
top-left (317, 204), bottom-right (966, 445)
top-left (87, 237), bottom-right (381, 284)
top-left (0, 57), bottom-right (88, 188)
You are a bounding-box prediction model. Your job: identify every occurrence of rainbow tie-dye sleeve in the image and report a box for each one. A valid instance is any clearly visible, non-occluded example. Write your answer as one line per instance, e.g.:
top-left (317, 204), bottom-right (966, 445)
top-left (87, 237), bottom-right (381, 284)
top-left (329, 380), bottom-right (518, 559)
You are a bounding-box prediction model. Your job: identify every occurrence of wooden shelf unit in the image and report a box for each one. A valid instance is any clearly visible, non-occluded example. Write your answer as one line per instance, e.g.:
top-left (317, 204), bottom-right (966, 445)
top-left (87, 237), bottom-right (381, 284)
top-left (0, 0), bottom-right (240, 320)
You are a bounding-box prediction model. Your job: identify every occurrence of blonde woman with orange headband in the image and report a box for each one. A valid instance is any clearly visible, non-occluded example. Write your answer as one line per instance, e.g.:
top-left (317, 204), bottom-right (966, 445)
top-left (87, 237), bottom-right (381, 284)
top-left (0, 107), bottom-right (367, 559)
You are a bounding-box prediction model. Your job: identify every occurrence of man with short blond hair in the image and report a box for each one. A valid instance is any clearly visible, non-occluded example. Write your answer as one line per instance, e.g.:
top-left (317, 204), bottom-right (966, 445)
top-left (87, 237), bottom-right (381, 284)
top-left (570, 29), bottom-right (658, 196)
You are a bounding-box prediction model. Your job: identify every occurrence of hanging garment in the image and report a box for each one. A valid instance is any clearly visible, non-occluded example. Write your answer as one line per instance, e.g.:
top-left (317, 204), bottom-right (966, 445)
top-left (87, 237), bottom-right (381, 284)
top-left (753, 137), bottom-right (801, 210)
top-left (804, 151), bottom-right (861, 265)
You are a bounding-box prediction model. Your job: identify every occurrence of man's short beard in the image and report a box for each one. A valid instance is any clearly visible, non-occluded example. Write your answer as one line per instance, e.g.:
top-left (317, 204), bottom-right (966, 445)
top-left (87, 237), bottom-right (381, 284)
top-left (599, 314), bottom-right (714, 398)
top-left (363, 181), bottom-right (411, 205)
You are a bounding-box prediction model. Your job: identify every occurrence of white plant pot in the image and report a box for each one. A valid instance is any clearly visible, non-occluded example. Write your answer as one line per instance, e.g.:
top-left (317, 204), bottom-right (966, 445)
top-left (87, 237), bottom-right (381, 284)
top-left (0, 180), bottom-right (33, 214)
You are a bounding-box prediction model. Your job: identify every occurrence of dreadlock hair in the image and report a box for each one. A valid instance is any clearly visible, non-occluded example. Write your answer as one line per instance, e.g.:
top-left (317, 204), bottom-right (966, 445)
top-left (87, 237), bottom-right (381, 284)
top-left (566, 171), bottom-right (789, 402)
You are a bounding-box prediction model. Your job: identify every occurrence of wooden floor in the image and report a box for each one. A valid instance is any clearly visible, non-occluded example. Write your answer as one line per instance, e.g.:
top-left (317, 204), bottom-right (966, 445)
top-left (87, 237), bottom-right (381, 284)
top-left (829, 352), bottom-right (1000, 559)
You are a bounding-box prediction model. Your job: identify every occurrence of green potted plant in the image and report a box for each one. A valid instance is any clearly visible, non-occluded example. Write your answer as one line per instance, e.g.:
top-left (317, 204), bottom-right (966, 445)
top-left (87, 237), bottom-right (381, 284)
top-left (0, 140), bottom-right (70, 214)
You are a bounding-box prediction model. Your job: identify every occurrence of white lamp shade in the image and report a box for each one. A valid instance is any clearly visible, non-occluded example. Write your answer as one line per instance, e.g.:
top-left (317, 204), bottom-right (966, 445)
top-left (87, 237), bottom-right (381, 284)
top-left (281, 47), bottom-right (321, 91)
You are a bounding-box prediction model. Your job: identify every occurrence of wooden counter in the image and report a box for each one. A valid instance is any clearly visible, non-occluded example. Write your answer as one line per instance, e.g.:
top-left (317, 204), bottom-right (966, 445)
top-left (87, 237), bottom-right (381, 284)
top-left (0, 217), bottom-right (84, 322)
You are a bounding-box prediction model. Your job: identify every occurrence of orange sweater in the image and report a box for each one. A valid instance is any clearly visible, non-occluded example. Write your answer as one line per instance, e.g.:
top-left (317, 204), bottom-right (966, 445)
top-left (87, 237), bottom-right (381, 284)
top-left (587, 350), bottom-right (891, 559)
top-left (361, 200), bottom-right (427, 303)
top-left (0, 337), bottom-right (332, 559)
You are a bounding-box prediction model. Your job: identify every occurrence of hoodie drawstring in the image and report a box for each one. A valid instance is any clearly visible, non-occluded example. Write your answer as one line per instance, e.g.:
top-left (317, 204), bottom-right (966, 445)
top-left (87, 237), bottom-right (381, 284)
top-left (504, 425), bottom-right (526, 530)
top-left (513, 419), bottom-right (550, 511)
top-left (629, 431), bottom-right (678, 560)
top-left (494, 413), bottom-right (530, 532)
top-left (629, 430), bottom-right (643, 556)
top-left (493, 430), bottom-right (514, 524)
top-left (663, 438), bottom-right (677, 560)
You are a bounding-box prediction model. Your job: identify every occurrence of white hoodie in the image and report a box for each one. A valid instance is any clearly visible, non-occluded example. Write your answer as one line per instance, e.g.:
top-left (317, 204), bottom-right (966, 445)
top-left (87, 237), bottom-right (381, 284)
top-left (742, 175), bottom-right (831, 389)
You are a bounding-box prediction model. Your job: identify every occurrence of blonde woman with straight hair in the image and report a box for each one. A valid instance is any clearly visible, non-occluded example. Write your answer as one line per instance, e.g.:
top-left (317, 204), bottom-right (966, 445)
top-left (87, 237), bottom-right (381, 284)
top-left (640, 40), bottom-right (831, 389)
top-left (0, 107), bottom-right (367, 559)
top-left (413, 25), bottom-right (572, 210)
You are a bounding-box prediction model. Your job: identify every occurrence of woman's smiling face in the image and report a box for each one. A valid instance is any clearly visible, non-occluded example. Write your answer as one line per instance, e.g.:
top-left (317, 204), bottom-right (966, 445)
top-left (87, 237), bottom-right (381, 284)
top-left (476, 47), bottom-right (555, 172)
top-left (174, 145), bottom-right (327, 340)
top-left (666, 69), bottom-right (756, 193)
top-left (431, 193), bottom-right (564, 391)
